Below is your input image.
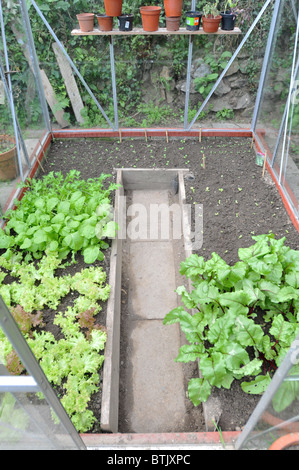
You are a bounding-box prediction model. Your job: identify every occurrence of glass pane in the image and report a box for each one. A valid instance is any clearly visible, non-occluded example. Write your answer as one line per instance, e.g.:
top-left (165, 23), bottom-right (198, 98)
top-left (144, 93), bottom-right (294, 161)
top-left (238, 362), bottom-right (299, 450)
top-left (0, 0), bottom-right (49, 218)
top-left (0, 360), bottom-right (84, 450)
top-left (280, 68), bottom-right (299, 219)
top-left (0, 388), bottom-right (82, 450)
top-left (253, 0), bottom-right (299, 219)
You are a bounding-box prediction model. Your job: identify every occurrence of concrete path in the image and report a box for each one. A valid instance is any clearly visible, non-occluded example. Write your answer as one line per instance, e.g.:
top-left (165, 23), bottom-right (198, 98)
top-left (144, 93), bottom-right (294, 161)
top-left (121, 188), bottom-right (189, 433)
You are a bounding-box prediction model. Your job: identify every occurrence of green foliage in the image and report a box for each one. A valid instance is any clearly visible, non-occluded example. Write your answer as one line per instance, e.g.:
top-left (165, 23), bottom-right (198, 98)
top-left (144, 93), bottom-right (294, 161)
top-left (194, 51), bottom-right (232, 99)
top-left (203, 2), bottom-right (220, 18)
top-left (2, 170), bottom-right (119, 263)
top-left (0, 393), bottom-right (30, 441)
top-left (216, 108), bottom-right (234, 119)
top-left (0, 169), bottom-right (118, 432)
top-left (164, 234), bottom-right (299, 407)
top-left (0, 251), bottom-right (109, 432)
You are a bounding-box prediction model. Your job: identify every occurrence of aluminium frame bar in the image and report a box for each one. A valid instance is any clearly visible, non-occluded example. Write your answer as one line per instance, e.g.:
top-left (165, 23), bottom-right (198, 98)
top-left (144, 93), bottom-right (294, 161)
top-left (0, 296), bottom-right (86, 450)
top-left (27, 0), bottom-right (115, 130)
top-left (183, 0), bottom-right (196, 129)
top-left (109, 36), bottom-right (119, 130)
top-left (187, 0), bottom-right (274, 131)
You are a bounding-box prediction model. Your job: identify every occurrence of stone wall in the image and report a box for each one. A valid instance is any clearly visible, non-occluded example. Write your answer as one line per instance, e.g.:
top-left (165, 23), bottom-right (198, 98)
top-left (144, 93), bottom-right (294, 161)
top-left (138, 49), bottom-right (289, 123)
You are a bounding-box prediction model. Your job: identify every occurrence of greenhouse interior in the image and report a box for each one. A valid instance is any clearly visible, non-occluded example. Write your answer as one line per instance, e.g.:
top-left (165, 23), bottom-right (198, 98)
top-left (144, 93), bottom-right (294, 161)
top-left (0, 0), bottom-right (299, 451)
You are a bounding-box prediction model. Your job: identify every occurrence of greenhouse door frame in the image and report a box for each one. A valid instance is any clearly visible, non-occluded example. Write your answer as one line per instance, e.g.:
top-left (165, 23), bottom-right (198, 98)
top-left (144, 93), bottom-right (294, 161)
top-left (0, 297), bottom-right (86, 450)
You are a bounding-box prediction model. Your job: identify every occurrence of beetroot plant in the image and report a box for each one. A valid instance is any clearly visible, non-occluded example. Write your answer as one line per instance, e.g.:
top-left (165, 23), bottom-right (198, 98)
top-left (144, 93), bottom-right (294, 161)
top-left (164, 234), bottom-right (299, 406)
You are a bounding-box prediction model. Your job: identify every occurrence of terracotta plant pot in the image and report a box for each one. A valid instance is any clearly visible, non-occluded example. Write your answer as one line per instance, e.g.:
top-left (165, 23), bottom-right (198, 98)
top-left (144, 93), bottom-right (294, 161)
top-left (268, 433), bottom-right (299, 450)
top-left (76, 13), bottom-right (95, 32)
top-left (104, 0), bottom-right (123, 17)
top-left (96, 14), bottom-right (113, 31)
top-left (186, 11), bottom-right (202, 30)
top-left (166, 16), bottom-right (181, 31)
top-left (0, 135), bottom-right (17, 181)
top-left (140, 6), bottom-right (161, 32)
top-left (202, 15), bottom-right (221, 33)
top-left (164, 0), bottom-right (183, 18)
top-left (118, 14), bottom-right (134, 31)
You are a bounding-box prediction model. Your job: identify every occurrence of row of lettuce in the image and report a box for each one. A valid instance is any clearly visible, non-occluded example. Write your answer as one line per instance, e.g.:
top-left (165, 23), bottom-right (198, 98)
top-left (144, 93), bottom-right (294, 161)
top-left (0, 170), bottom-right (119, 433)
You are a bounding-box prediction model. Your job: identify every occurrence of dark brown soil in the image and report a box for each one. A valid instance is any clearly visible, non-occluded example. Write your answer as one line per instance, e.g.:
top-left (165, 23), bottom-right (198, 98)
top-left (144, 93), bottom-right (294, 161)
top-left (36, 135), bottom-right (298, 433)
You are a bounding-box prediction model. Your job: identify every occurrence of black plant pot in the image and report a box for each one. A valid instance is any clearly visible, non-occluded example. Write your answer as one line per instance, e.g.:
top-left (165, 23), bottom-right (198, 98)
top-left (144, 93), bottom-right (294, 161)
top-left (221, 11), bottom-right (237, 31)
top-left (118, 13), bottom-right (134, 31)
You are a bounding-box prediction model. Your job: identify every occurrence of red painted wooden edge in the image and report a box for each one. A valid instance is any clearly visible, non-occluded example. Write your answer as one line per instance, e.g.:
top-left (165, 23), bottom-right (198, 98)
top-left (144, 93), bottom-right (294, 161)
top-left (268, 433), bottom-right (299, 450)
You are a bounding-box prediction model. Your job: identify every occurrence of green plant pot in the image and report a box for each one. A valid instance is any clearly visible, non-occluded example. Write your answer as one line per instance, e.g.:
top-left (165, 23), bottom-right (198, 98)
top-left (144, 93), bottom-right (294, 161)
top-left (185, 11), bottom-right (202, 31)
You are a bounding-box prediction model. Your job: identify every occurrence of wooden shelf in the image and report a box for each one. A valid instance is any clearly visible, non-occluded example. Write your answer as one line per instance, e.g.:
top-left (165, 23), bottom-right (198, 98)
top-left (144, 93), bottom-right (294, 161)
top-left (71, 27), bottom-right (242, 36)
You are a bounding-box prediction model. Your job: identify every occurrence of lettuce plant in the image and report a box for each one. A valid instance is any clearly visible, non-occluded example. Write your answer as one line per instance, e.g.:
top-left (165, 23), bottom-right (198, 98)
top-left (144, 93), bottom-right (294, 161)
top-left (0, 252), bottom-right (110, 432)
top-left (1, 170), bottom-right (119, 264)
top-left (164, 234), bottom-right (299, 406)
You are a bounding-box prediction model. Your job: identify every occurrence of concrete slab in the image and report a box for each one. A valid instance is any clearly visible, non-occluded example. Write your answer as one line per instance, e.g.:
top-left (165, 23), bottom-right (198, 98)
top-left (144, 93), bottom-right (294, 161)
top-left (128, 241), bottom-right (178, 320)
top-left (127, 189), bottom-right (178, 242)
top-left (125, 320), bottom-right (188, 433)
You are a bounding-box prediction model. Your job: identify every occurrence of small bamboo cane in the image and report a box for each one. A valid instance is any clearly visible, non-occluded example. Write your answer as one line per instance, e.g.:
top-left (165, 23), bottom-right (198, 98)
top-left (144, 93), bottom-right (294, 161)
top-left (199, 128), bottom-right (202, 143)
top-left (262, 151), bottom-right (267, 177)
top-left (166, 130), bottom-right (169, 143)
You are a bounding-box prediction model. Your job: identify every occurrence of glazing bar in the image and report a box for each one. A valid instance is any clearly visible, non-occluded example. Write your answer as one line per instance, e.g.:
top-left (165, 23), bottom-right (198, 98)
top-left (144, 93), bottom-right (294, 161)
top-left (187, 0), bottom-right (273, 131)
top-left (109, 37), bottom-right (119, 131)
top-left (184, 36), bottom-right (194, 129)
top-left (0, 296), bottom-right (86, 450)
top-left (183, 0), bottom-right (197, 129)
top-left (0, 376), bottom-right (39, 393)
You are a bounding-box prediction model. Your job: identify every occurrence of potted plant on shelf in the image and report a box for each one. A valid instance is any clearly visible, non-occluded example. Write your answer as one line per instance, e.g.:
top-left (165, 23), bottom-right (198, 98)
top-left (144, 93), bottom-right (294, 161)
top-left (163, 0), bottom-right (183, 18)
top-left (76, 13), bottom-right (95, 32)
top-left (96, 7), bottom-right (114, 31)
top-left (104, 0), bottom-right (123, 17)
top-left (140, 6), bottom-right (161, 32)
top-left (118, 13), bottom-right (134, 31)
top-left (220, 0), bottom-right (239, 30)
top-left (202, 2), bottom-right (221, 33)
top-left (0, 133), bottom-right (17, 181)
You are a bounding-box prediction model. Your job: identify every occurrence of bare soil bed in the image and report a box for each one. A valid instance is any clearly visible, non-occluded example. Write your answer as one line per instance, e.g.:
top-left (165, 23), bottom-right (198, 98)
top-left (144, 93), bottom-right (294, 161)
top-left (37, 135), bottom-right (298, 432)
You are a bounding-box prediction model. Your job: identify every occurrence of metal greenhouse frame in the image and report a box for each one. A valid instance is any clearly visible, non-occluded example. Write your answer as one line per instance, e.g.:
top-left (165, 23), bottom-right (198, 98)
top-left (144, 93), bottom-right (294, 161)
top-left (0, 0), bottom-right (298, 450)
